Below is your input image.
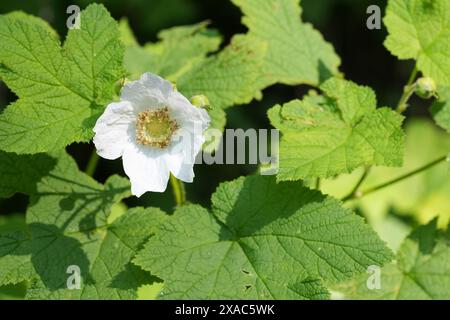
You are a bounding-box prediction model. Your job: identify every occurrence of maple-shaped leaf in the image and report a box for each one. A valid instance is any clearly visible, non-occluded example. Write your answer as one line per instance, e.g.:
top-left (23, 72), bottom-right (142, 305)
top-left (0, 4), bottom-right (123, 154)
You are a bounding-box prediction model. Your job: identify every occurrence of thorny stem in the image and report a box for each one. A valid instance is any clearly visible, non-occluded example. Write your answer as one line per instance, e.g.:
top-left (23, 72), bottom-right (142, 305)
top-left (170, 174), bottom-right (186, 206)
top-left (343, 155), bottom-right (447, 202)
top-left (85, 151), bottom-right (100, 177)
top-left (343, 65), bottom-right (419, 199)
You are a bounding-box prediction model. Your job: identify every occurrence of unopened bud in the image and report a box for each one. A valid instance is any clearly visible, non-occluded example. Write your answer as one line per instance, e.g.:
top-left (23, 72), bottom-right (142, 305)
top-left (115, 78), bottom-right (128, 96)
top-left (190, 95), bottom-right (211, 110)
top-left (415, 77), bottom-right (437, 99)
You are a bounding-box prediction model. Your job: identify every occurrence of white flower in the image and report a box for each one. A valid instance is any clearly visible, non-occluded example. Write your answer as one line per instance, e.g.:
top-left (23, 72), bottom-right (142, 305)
top-left (93, 72), bottom-right (210, 197)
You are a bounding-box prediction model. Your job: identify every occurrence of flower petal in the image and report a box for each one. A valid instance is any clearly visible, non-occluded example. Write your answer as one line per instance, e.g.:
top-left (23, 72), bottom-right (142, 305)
top-left (163, 91), bottom-right (210, 182)
top-left (93, 101), bottom-right (135, 160)
top-left (121, 72), bottom-right (174, 110)
top-left (122, 143), bottom-right (170, 196)
top-left (168, 91), bottom-right (210, 130)
top-left (164, 152), bottom-right (195, 183)
top-left (95, 72), bottom-right (210, 196)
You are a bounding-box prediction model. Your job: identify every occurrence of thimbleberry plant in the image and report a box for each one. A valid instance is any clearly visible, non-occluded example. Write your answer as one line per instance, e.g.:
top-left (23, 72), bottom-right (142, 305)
top-left (0, 0), bottom-right (448, 300)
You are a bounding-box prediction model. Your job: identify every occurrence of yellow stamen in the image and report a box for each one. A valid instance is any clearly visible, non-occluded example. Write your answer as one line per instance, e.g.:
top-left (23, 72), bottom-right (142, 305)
top-left (136, 107), bottom-right (179, 148)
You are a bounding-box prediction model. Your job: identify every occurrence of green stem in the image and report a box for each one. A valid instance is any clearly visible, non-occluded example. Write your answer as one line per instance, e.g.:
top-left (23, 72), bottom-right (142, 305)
top-left (342, 166), bottom-right (371, 201)
top-left (396, 65), bottom-right (418, 114)
top-left (343, 155), bottom-right (446, 202)
top-left (170, 174), bottom-right (186, 206)
top-left (343, 65), bottom-right (419, 197)
top-left (315, 178), bottom-right (321, 190)
top-left (85, 151), bottom-right (100, 177)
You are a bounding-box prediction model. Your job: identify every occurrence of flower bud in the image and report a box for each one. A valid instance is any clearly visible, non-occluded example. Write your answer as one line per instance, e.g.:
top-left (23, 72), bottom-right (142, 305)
top-left (190, 95), bottom-right (211, 110)
top-left (114, 78), bottom-right (128, 96)
top-left (415, 77), bottom-right (437, 99)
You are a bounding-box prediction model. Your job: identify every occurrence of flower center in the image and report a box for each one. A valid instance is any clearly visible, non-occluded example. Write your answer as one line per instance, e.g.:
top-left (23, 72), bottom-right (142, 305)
top-left (136, 107), bottom-right (179, 148)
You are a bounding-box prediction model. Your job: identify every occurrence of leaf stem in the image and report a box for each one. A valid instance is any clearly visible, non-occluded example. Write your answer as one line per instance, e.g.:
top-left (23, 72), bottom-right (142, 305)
top-left (85, 151), bottom-right (100, 177)
top-left (343, 65), bottom-right (420, 198)
top-left (343, 155), bottom-right (447, 202)
top-left (315, 178), bottom-right (321, 190)
top-left (170, 174), bottom-right (186, 206)
top-left (395, 65), bottom-right (418, 114)
top-left (342, 166), bottom-right (371, 201)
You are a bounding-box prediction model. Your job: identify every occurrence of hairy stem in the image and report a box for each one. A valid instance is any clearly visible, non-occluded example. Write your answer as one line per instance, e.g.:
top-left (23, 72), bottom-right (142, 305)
top-left (396, 65), bottom-right (418, 114)
top-left (85, 151), bottom-right (100, 177)
top-left (343, 155), bottom-right (447, 202)
top-left (170, 174), bottom-right (186, 206)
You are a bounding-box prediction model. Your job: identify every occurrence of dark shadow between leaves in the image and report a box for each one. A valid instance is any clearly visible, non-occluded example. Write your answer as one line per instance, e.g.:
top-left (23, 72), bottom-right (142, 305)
top-left (109, 234), bottom-right (162, 291)
top-left (215, 176), bottom-right (341, 298)
top-left (220, 175), bottom-right (327, 240)
top-left (27, 172), bottom-right (128, 236)
top-left (407, 219), bottom-right (439, 255)
top-left (109, 262), bottom-right (161, 291)
top-left (1, 160), bottom-right (133, 295)
top-left (0, 151), bottom-right (57, 197)
top-left (10, 222), bottom-right (94, 291)
top-left (318, 59), bottom-right (335, 84)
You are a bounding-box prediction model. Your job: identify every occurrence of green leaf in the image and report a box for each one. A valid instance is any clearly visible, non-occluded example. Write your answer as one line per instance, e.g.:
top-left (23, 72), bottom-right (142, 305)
top-left (0, 282), bottom-right (26, 300)
top-left (26, 207), bottom-right (166, 299)
top-left (0, 151), bottom-right (57, 198)
top-left (0, 152), bottom-right (166, 299)
top-left (268, 78), bottom-right (405, 181)
top-left (0, 214), bottom-right (26, 234)
top-left (0, 151), bottom-right (130, 286)
top-left (384, 0), bottom-right (450, 86)
top-left (431, 87), bottom-right (450, 169)
top-left (0, 4), bottom-right (123, 154)
top-left (431, 87), bottom-right (450, 133)
top-left (134, 175), bottom-right (393, 299)
top-left (137, 282), bottom-right (164, 300)
top-left (4, 11), bottom-right (58, 39)
top-left (203, 104), bottom-right (226, 153)
top-left (122, 20), bottom-right (221, 81)
top-left (334, 220), bottom-right (450, 299)
top-left (321, 118), bottom-right (450, 227)
top-left (177, 35), bottom-right (267, 110)
top-left (231, 0), bottom-right (340, 89)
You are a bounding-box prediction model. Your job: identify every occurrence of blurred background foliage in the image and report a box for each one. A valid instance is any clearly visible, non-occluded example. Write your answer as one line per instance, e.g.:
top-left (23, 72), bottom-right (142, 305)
top-left (0, 0), bottom-right (448, 299)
